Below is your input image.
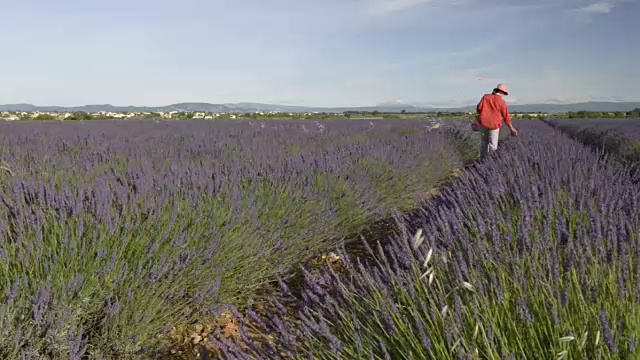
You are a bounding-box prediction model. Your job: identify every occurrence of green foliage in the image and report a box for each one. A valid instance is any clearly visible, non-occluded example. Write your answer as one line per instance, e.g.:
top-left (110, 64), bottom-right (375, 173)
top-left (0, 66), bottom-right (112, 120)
top-left (33, 114), bottom-right (57, 121)
top-left (141, 112), bottom-right (162, 119)
top-left (67, 112), bottom-right (93, 121)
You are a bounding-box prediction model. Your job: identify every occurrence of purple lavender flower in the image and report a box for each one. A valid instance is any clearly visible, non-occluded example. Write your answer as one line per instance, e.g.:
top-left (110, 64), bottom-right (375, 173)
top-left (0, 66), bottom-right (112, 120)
top-left (600, 307), bottom-right (617, 353)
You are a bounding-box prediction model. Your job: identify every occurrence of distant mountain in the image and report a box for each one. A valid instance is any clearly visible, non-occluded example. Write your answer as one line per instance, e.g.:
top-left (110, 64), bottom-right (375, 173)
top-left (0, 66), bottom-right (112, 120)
top-left (0, 101), bottom-right (638, 114)
top-left (0, 102), bottom-right (433, 113)
top-left (504, 102), bottom-right (640, 113)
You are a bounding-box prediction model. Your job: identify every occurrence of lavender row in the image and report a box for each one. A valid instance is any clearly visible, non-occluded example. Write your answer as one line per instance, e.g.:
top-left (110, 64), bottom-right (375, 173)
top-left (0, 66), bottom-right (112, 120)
top-left (544, 118), bottom-right (640, 167)
top-left (0, 119), bottom-right (474, 358)
top-left (212, 119), bottom-right (640, 359)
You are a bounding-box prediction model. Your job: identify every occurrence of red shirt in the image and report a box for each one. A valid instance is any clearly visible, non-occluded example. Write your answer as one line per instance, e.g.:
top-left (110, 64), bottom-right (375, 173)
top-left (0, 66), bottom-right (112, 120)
top-left (476, 94), bottom-right (512, 130)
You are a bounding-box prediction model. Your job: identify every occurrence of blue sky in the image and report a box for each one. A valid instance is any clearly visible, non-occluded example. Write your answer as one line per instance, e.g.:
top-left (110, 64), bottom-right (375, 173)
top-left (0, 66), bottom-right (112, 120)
top-left (0, 0), bottom-right (638, 107)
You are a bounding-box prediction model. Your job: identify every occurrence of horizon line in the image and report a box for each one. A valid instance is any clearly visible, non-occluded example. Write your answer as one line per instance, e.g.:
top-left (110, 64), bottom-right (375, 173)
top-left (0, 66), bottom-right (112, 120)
top-left (0, 99), bottom-right (639, 109)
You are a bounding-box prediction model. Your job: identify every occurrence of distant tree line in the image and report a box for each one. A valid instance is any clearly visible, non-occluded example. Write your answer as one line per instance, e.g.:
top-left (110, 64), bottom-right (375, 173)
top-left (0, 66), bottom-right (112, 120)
top-left (9, 108), bottom-right (640, 122)
top-left (344, 110), bottom-right (471, 118)
top-left (554, 109), bottom-right (640, 119)
top-left (31, 112), bottom-right (96, 121)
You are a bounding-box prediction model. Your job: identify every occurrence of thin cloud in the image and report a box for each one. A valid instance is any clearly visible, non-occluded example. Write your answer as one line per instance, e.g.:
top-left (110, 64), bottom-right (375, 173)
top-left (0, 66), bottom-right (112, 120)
top-left (578, 1), bottom-right (613, 13)
top-left (365, 0), bottom-right (432, 16)
top-left (567, 0), bottom-right (616, 22)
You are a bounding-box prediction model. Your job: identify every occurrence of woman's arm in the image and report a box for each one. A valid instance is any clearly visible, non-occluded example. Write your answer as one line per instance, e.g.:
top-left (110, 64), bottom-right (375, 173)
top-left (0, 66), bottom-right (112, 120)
top-left (501, 101), bottom-right (512, 128)
top-left (500, 99), bottom-right (517, 135)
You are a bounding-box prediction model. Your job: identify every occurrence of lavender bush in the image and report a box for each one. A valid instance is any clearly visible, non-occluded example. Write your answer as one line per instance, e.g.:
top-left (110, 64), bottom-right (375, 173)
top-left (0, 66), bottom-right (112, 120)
top-left (0, 119), bottom-right (468, 358)
top-left (213, 119), bottom-right (640, 359)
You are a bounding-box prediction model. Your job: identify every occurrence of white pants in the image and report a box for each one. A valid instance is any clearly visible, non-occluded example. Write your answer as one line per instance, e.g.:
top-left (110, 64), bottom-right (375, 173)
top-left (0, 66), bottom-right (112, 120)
top-left (480, 127), bottom-right (500, 159)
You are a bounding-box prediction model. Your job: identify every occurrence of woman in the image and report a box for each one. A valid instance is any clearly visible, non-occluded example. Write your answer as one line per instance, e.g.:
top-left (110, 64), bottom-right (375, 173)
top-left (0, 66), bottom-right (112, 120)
top-left (473, 84), bottom-right (518, 159)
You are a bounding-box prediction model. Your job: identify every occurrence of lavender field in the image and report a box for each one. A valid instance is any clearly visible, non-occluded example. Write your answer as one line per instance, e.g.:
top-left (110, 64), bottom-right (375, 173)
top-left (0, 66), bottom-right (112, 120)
top-left (1, 118), bottom-right (638, 359)
top-left (207, 119), bottom-right (640, 359)
top-left (0, 118), bottom-right (475, 359)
